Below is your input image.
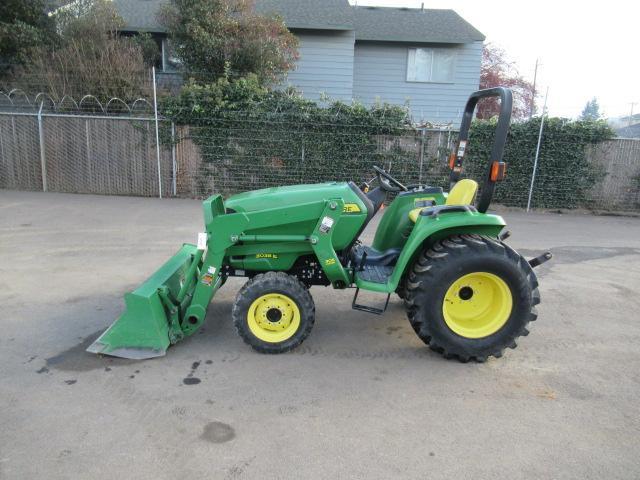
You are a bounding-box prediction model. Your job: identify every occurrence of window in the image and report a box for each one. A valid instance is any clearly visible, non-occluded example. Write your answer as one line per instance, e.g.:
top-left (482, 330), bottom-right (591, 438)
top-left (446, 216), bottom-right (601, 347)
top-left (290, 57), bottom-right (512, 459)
top-left (407, 48), bottom-right (456, 83)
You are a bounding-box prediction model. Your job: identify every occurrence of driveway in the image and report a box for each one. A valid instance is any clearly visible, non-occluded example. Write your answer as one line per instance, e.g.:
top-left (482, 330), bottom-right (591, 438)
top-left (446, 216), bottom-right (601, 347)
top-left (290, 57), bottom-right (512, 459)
top-left (1, 190), bottom-right (639, 479)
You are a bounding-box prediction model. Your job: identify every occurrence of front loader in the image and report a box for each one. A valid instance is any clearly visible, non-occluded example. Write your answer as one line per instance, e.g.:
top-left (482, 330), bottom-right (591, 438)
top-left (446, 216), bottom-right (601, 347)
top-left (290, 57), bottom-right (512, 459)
top-left (88, 87), bottom-right (551, 362)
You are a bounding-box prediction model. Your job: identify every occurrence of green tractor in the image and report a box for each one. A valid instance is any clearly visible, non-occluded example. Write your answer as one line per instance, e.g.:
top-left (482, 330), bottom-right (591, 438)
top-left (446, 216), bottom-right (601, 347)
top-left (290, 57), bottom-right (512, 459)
top-left (88, 87), bottom-right (551, 362)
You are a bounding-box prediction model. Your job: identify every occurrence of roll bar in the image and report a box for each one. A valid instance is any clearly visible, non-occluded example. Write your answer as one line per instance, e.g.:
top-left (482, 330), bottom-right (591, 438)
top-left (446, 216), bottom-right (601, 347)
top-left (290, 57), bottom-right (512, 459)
top-left (449, 87), bottom-right (513, 213)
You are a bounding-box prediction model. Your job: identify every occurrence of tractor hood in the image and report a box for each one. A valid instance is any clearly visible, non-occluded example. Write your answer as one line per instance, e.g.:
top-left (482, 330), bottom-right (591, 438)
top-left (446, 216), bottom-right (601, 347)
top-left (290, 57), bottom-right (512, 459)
top-left (225, 182), bottom-right (364, 213)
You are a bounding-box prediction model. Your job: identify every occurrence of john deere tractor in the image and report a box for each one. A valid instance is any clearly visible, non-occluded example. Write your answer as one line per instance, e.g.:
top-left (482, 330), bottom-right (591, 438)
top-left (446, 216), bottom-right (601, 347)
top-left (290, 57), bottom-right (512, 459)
top-left (88, 87), bottom-right (551, 362)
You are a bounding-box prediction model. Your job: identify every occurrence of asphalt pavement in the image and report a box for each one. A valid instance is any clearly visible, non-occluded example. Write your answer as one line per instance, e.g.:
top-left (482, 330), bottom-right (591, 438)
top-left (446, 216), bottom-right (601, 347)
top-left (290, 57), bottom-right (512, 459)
top-left (1, 189), bottom-right (639, 479)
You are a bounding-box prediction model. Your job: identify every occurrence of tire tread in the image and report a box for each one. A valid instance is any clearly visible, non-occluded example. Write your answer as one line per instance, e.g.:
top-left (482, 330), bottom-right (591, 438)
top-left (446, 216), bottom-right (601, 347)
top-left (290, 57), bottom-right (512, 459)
top-left (405, 234), bottom-right (540, 363)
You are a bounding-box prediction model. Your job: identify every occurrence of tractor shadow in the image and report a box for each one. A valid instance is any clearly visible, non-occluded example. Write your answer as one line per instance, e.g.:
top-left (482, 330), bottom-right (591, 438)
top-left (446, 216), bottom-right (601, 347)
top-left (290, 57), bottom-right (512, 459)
top-left (187, 292), bottom-right (446, 363)
top-left (36, 284), bottom-right (449, 376)
top-left (42, 330), bottom-right (137, 373)
top-left (32, 291), bottom-right (140, 374)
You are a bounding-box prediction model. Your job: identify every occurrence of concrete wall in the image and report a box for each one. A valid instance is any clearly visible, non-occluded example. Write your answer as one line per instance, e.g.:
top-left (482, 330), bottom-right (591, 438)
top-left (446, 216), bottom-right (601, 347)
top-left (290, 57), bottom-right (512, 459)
top-left (352, 40), bottom-right (483, 125)
top-left (284, 29), bottom-right (355, 102)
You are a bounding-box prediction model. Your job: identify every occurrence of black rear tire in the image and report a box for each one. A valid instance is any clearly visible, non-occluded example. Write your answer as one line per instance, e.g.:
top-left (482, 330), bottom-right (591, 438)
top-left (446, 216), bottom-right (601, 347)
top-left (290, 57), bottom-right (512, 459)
top-left (405, 234), bottom-right (540, 362)
top-left (232, 272), bottom-right (315, 354)
top-left (396, 282), bottom-right (408, 300)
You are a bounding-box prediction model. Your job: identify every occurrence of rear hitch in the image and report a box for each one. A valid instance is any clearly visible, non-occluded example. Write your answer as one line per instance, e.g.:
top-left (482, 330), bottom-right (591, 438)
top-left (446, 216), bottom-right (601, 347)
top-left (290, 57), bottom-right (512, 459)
top-left (529, 251), bottom-right (552, 268)
top-left (498, 230), bottom-right (511, 241)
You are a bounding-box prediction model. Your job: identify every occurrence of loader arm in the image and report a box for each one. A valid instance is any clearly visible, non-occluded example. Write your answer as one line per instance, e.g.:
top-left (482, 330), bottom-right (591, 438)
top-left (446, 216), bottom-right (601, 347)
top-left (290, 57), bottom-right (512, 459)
top-left (185, 197), bottom-right (353, 331)
top-left (88, 195), bottom-right (231, 358)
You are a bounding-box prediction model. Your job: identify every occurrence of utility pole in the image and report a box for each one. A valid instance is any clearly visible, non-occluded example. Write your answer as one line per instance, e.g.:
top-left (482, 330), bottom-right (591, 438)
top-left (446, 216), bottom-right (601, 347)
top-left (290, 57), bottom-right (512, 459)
top-left (152, 66), bottom-right (163, 199)
top-left (529, 58), bottom-right (539, 119)
top-left (630, 102), bottom-right (637, 127)
top-left (527, 86), bottom-right (549, 212)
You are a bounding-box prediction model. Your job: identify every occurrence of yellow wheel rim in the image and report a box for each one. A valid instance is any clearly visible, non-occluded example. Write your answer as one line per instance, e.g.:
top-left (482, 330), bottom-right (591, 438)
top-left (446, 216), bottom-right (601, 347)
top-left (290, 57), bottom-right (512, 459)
top-left (247, 293), bottom-right (301, 343)
top-left (442, 272), bottom-right (513, 339)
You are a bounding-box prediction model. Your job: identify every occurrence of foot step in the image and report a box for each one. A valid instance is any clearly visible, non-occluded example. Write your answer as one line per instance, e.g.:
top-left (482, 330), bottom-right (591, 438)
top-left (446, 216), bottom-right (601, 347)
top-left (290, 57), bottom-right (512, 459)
top-left (351, 288), bottom-right (390, 315)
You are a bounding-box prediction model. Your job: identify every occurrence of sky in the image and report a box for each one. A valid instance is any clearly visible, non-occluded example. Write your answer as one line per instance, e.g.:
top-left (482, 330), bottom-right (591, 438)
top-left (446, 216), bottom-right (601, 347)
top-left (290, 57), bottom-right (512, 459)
top-left (349, 0), bottom-right (639, 119)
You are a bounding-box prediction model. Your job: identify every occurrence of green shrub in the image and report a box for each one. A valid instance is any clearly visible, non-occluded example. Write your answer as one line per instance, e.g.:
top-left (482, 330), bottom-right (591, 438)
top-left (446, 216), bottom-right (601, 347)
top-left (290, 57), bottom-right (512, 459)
top-left (158, 0), bottom-right (299, 85)
top-left (163, 76), bottom-right (614, 206)
top-left (462, 118), bottom-right (615, 209)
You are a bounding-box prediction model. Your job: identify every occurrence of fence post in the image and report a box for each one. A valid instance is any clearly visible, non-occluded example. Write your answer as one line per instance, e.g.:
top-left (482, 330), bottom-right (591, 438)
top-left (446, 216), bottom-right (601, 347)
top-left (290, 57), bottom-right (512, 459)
top-left (418, 128), bottom-right (426, 184)
top-left (527, 87), bottom-right (549, 212)
top-left (85, 119), bottom-right (93, 186)
top-left (171, 121), bottom-right (177, 196)
top-left (152, 67), bottom-right (163, 199)
top-left (37, 101), bottom-right (47, 192)
top-left (300, 128), bottom-right (305, 183)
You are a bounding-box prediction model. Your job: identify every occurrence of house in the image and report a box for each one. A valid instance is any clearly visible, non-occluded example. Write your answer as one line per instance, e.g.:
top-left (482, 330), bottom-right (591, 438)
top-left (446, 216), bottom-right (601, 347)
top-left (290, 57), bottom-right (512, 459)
top-left (113, 0), bottom-right (485, 124)
top-left (616, 124), bottom-right (640, 139)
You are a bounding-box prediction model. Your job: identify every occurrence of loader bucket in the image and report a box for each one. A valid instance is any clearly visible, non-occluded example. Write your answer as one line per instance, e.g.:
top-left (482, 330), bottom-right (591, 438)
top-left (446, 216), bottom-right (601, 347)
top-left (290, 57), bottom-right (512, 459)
top-left (87, 244), bottom-right (201, 359)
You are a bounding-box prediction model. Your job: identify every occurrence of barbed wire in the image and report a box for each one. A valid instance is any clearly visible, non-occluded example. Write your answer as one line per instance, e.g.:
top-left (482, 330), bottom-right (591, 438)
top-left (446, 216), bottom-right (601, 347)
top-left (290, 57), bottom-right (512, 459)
top-left (0, 89), bottom-right (156, 116)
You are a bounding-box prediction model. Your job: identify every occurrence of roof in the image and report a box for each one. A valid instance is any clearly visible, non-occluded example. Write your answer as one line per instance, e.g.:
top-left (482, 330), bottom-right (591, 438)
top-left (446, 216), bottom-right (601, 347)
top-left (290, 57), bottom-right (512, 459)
top-left (113, 0), bottom-right (353, 33)
top-left (112, 0), bottom-right (485, 43)
top-left (255, 0), bottom-right (353, 30)
top-left (353, 6), bottom-right (485, 43)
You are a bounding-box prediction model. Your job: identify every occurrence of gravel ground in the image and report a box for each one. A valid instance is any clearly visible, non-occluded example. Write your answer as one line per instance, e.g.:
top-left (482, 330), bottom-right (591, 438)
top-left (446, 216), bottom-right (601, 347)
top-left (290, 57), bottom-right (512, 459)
top-left (1, 189), bottom-right (639, 479)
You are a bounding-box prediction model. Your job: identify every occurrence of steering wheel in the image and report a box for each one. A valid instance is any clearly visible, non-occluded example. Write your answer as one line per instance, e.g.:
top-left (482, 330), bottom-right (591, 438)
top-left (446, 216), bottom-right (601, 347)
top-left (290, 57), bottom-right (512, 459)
top-left (373, 166), bottom-right (408, 192)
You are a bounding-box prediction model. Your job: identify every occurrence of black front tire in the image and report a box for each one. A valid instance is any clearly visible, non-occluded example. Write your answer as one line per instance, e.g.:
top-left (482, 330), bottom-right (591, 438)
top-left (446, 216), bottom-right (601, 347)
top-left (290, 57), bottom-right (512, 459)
top-left (232, 272), bottom-right (315, 354)
top-left (405, 234), bottom-right (540, 362)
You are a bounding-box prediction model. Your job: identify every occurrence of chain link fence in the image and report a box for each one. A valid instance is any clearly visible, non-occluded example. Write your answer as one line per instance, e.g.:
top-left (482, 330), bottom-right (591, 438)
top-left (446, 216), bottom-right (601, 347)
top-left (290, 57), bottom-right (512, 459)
top-left (169, 121), bottom-right (457, 198)
top-left (1, 68), bottom-right (639, 212)
top-left (0, 112), bottom-right (173, 196)
top-left (0, 112), bottom-right (457, 198)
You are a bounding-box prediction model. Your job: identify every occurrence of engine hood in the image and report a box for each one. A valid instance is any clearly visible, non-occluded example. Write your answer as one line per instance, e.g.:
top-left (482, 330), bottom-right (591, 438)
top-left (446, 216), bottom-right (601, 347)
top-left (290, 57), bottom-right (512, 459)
top-left (225, 182), bottom-right (360, 213)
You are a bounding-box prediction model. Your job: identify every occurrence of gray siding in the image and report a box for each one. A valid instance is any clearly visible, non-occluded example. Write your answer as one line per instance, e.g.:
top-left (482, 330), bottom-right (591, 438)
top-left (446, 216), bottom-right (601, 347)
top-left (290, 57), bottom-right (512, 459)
top-left (284, 30), bottom-right (355, 102)
top-left (353, 41), bottom-right (483, 124)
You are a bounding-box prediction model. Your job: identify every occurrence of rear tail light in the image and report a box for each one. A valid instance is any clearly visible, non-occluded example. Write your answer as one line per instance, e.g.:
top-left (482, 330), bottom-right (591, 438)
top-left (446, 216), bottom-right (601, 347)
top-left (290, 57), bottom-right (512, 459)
top-left (490, 161), bottom-right (506, 181)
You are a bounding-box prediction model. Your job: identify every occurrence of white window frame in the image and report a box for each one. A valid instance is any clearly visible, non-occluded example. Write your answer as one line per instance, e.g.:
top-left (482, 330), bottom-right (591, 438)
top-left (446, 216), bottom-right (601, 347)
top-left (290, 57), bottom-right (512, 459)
top-left (406, 48), bottom-right (456, 84)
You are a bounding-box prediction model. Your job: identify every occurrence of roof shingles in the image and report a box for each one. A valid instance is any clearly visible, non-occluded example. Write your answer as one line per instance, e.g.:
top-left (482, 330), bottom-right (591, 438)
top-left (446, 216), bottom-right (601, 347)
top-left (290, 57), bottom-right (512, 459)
top-left (113, 0), bottom-right (485, 43)
top-left (353, 6), bottom-right (485, 43)
top-left (256, 0), bottom-right (353, 30)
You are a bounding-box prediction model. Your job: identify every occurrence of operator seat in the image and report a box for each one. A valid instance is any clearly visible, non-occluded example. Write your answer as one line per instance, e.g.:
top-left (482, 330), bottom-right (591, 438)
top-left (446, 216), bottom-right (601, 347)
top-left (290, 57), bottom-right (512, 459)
top-left (408, 179), bottom-right (478, 223)
top-left (348, 182), bottom-right (386, 220)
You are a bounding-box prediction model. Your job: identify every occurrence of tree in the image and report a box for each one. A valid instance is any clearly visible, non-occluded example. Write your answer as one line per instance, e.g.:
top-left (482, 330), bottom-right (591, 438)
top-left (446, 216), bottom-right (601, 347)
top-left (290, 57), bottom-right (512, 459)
top-left (580, 97), bottom-right (601, 120)
top-left (0, 0), bottom-right (57, 75)
top-left (478, 44), bottom-right (534, 120)
top-left (159, 0), bottom-right (299, 84)
top-left (15, 0), bottom-right (157, 102)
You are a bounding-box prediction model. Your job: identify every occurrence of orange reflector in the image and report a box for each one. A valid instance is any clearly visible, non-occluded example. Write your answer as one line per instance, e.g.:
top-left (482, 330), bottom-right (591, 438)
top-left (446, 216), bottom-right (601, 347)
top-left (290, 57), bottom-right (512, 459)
top-left (448, 153), bottom-right (456, 169)
top-left (490, 161), bottom-right (506, 181)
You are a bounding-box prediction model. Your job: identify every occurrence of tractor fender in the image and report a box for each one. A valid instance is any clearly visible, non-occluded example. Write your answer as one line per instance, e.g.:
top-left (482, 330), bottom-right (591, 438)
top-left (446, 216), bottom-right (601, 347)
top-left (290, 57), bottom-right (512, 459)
top-left (388, 211), bottom-right (506, 291)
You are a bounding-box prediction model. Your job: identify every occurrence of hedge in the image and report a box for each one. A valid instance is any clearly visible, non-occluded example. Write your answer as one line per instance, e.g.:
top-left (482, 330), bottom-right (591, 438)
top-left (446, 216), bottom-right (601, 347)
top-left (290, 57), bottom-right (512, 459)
top-left (462, 118), bottom-right (614, 209)
top-left (161, 75), bottom-right (416, 194)
top-left (162, 75), bottom-right (615, 208)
